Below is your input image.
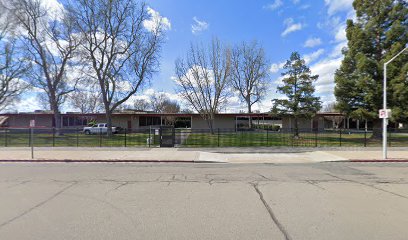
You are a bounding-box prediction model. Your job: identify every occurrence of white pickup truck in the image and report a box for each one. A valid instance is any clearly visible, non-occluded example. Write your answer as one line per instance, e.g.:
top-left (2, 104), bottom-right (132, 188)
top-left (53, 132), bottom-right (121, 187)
top-left (83, 123), bottom-right (119, 134)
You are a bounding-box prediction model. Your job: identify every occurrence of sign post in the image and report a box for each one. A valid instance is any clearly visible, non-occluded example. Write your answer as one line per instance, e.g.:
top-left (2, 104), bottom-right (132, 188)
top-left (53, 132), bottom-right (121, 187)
top-left (29, 120), bottom-right (35, 159)
top-left (379, 109), bottom-right (391, 159)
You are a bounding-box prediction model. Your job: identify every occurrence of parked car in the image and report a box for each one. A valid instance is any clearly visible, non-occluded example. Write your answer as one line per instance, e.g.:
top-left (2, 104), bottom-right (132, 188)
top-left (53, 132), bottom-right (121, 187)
top-left (83, 123), bottom-right (119, 134)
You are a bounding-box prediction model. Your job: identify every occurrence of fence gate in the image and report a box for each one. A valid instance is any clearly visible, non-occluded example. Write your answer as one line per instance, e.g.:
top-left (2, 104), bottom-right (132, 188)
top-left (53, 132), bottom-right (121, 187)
top-left (160, 126), bottom-right (175, 147)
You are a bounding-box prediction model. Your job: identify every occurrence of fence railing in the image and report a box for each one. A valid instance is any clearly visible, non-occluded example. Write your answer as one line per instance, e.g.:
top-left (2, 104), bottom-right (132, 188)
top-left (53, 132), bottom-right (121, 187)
top-left (0, 128), bottom-right (407, 148)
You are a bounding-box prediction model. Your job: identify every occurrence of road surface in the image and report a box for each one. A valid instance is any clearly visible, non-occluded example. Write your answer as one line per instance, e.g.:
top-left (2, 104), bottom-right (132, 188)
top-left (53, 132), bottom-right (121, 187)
top-left (0, 162), bottom-right (407, 240)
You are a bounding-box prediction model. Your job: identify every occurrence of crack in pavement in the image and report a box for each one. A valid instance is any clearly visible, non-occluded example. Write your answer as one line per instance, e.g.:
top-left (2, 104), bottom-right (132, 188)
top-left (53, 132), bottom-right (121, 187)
top-left (327, 174), bottom-right (408, 200)
top-left (251, 183), bottom-right (292, 240)
top-left (6, 180), bottom-right (31, 189)
top-left (305, 180), bottom-right (326, 190)
top-left (0, 181), bottom-right (77, 229)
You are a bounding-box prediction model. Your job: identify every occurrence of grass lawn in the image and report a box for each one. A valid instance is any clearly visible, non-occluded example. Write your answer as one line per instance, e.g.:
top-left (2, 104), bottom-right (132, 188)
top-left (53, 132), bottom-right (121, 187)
top-left (0, 131), bottom-right (160, 147)
top-left (181, 130), bottom-right (408, 147)
top-left (0, 129), bottom-right (407, 148)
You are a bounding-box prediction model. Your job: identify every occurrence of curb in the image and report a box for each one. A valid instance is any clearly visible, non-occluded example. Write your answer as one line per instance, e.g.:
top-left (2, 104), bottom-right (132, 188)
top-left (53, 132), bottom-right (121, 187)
top-left (348, 159), bottom-right (408, 162)
top-left (0, 159), bottom-right (196, 163)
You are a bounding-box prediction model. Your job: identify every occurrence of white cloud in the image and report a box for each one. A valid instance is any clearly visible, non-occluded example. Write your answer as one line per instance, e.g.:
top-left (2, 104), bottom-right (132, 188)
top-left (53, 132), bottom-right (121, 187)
top-left (324, 0), bottom-right (354, 15)
top-left (310, 57), bottom-right (342, 96)
top-left (281, 18), bottom-right (303, 37)
top-left (263, 0), bottom-right (283, 10)
top-left (143, 7), bottom-right (171, 32)
top-left (304, 49), bottom-right (325, 64)
top-left (292, 0), bottom-right (300, 4)
top-left (304, 37), bottom-right (322, 48)
top-left (191, 17), bottom-right (209, 35)
top-left (15, 95), bottom-right (42, 112)
top-left (334, 24), bottom-right (347, 42)
top-left (270, 62), bottom-right (285, 73)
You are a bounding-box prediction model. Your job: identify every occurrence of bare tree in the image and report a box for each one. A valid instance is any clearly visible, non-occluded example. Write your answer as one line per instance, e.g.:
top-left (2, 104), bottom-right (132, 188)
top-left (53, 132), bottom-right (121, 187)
top-left (11, 0), bottom-right (80, 131)
top-left (161, 100), bottom-right (180, 114)
top-left (133, 99), bottom-right (150, 111)
top-left (0, 2), bottom-right (30, 112)
top-left (231, 41), bottom-right (269, 114)
top-left (67, 88), bottom-right (102, 113)
top-left (71, 0), bottom-right (164, 135)
top-left (322, 102), bottom-right (337, 112)
top-left (175, 38), bottom-right (231, 133)
top-left (150, 92), bottom-right (167, 113)
top-left (149, 92), bottom-right (180, 113)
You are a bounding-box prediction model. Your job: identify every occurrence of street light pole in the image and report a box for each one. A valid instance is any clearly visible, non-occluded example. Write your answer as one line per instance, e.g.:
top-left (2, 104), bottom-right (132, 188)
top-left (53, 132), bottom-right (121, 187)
top-left (383, 45), bottom-right (408, 159)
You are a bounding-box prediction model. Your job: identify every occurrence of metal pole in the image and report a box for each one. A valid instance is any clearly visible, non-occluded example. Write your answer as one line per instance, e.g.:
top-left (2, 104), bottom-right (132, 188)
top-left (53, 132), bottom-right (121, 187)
top-left (31, 128), bottom-right (34, 159)
top-left (124, 128), bottom-right (127, 147)
top-left (383, 63), bottom-right (387, 159)
top-left (382, 46), bottom-right (407, 159)
top-left (52, 128), bottom-right (55, 147)
top-left (4, 128), bottom-right (7, 147)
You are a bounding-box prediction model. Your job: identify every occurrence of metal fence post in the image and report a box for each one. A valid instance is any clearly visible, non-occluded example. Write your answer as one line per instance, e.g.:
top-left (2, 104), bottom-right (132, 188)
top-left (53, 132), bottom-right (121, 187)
top-left (76, 128), bottom-right (79, 147)
top-left (124, 128), bottom-right (127, 147)
top-left (217, 128), bottom-right (220, 147)
top-left (364, 129), bottom-right (367, 147)
top-left (315, 129), bottom-right (318, 147)
top-left (339, 129), bottom-right (342, 147)
top-left (266, 129), bottom-right (269, 146)
top-left (389, 129), bottom-right (392, 147)
top-left (148, 127), bottom-right (151, 148)
top-left (4, 129), bottom-right (6, 147)
top-left (99, 128), bottom-right (102, 147)
top-left (52, 128), bottom-right (55, 147)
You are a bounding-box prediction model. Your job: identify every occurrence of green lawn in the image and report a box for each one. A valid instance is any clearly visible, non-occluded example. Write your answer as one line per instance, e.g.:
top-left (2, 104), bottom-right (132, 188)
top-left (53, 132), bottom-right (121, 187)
top-left (0, 129), bottom-right (407, 148)
top-left (0, 131), bottom-right (160, 147)
top-left (181, 130), bottom-right (408, 147)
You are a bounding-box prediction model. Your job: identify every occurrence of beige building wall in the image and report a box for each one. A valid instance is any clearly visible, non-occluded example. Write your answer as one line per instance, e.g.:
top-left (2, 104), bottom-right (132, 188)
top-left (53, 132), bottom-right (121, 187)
top-left (7, 115), bottom-right (53, 128)
top-left (282, 116), bottom-right (324, 130)
top-left (191, 115), bottom-right (236, 130)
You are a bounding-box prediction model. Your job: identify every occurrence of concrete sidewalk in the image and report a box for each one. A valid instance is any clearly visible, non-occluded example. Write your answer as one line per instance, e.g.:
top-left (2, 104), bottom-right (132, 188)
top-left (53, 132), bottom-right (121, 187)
top-left (0, 147), bottom-right (407, 163)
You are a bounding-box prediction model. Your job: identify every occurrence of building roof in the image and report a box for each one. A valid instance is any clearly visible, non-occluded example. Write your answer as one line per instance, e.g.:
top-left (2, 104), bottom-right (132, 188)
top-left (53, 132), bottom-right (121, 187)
top-left (0, 112), bottom-right (345, 117)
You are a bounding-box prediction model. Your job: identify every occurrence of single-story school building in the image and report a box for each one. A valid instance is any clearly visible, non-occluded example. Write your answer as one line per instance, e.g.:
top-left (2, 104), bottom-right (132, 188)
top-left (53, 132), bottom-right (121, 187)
top-left (0, 110), bottom-right (377, 130)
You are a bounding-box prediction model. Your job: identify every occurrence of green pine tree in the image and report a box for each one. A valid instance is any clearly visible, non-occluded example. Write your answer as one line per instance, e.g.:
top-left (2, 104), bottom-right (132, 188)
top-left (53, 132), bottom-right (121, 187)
top-left (334, 0), bottom-right (408, 133)
top-left (272, 52), bottom-right (322, 137)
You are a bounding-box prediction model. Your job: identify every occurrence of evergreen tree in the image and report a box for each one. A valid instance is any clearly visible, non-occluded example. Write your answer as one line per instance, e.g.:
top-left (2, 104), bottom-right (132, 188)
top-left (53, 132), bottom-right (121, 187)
top-left (272, 52), bottom-right (321, 137)
top-left (335, 0), bottom-right (408, 132)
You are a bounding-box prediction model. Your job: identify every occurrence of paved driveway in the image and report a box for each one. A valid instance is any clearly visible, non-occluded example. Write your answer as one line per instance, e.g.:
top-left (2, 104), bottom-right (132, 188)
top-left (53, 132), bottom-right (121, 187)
top-left (0, 162), bottom-right (407, 240)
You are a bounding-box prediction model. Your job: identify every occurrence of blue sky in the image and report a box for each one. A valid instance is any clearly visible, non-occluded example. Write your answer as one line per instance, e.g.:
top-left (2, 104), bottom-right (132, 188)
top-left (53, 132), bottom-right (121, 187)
top-left (17, 0), bottom-right (355, 112)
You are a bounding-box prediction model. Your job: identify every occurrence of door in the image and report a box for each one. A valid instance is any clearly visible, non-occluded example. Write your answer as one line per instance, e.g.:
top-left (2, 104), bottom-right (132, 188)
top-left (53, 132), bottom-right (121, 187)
top-left (160, 126), bottom-right (175, 147)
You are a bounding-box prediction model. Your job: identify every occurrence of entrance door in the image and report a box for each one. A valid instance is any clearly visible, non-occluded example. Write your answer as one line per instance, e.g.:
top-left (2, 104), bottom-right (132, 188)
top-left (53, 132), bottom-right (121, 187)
top-left (160, 126), bottom-right (175, 147)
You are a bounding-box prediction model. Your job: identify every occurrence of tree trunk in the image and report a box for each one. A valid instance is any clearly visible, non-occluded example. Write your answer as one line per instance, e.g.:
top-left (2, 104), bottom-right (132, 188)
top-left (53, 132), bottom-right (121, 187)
top-left (206, 115), bottom-right (215, 134)
top-left (247, 101), bottom-right (252, 129)
top-left (105, 107), bottom-right (113, 136)
top-left (294, 116), bottom-right (299, 138)
top-left (51, 101), bottom-right (62, 136)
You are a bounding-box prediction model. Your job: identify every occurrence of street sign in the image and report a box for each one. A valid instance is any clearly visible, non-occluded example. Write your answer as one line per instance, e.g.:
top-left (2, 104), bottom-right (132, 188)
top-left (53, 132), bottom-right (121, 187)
top-left (29, 120), bottom-right (35, 127)
top-left (379, 109), bottom-right (391, 119)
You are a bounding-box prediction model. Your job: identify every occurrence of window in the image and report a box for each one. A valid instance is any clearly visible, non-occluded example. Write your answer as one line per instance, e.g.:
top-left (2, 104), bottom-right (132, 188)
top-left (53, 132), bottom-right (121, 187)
top-left (62, 116), bottom-right (89, 127)
top-left (139, 116), bottom-right (161, 126)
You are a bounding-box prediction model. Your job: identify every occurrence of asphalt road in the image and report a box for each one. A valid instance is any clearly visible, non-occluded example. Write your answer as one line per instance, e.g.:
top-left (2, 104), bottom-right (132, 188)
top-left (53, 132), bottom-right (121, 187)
top-left (0, 162), bottom-right (407, 240)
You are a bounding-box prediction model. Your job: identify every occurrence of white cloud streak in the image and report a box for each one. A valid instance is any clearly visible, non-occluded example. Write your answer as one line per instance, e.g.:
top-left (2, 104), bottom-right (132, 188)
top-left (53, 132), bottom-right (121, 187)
top-left (191, 17), bottom-right (209, 35)
top-left (263, 0), bottom-right (283, 10)
top-left (281, 18), bottom-right (303, 37)
top-left (304, 37), bottom-right (322, 48)
top-left (143, 7), bottom-right (171, 32)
